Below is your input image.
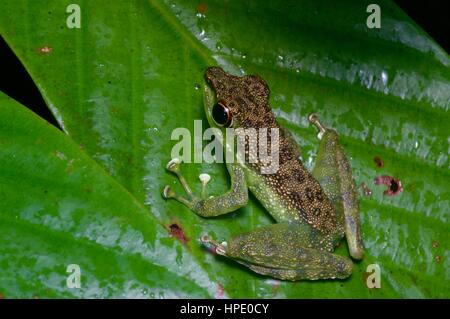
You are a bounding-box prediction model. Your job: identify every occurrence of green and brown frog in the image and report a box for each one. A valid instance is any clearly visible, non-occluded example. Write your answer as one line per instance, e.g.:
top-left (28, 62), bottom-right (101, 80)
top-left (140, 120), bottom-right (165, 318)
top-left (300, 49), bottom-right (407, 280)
top-left (163, 66), bottom-right (364, 281)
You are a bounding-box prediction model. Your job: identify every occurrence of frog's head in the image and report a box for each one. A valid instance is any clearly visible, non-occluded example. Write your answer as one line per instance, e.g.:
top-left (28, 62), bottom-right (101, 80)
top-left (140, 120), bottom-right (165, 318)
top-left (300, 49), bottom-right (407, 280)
top-left (203, 66), bottom-right (271, 132)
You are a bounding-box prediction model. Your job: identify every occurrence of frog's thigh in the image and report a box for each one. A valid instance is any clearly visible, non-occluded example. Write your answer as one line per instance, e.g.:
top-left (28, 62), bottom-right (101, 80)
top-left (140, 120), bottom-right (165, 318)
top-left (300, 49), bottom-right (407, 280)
top-left (311, 128), bottom-right (364, 260)
top-left (225, 223), bottom-right (352, 280)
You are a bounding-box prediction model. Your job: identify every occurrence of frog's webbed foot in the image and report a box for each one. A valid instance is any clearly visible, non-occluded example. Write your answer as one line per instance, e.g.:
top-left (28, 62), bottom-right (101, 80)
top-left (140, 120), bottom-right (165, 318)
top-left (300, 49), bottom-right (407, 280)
top-left (163, 158), bottom-right (248, 217)
top-left (163, 158), bottom-right (211, 210)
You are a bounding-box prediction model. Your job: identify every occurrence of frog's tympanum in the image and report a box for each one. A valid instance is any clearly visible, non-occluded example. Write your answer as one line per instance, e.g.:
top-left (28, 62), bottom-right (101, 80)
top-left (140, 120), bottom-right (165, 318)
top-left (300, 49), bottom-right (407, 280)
top-left (163, 67), bottom-right (364, 281)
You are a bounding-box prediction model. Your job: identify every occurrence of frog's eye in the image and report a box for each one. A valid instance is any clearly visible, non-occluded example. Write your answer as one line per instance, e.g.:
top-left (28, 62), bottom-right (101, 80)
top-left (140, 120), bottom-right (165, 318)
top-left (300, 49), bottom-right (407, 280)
top-left (212, 101), bottom-right (232, 127)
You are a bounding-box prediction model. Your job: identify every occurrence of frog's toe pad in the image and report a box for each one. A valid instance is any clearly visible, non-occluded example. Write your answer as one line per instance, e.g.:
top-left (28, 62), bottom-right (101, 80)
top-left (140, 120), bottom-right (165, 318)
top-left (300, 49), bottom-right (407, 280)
top-left (308, 112), bottom-right (326, 139)
top-left (308, 112), bottom-right (319, 123)
top-left (162, 185), bottom-right (175, 199)
top-left (199, 173), bottom-right (211, 184)
top-left (201, 235), bottom-right (228, 256)
top-left (166, 158), bottom-right (182, 171)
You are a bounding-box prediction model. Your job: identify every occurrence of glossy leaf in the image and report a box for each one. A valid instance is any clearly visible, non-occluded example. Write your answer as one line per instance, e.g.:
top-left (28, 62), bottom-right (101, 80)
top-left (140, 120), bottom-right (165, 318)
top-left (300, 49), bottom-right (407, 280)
top-left (0, 92), bottom-right (217, 298)
top-left (0, 0), bottom-right (449, 298)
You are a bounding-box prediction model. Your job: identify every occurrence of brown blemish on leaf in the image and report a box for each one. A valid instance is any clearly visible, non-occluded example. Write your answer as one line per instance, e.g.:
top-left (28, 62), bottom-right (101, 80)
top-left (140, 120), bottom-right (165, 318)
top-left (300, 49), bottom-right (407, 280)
top-left (409, 274), bottom-right (417, 285)
top-left (37, 45), bottom-right (53, 55)
top-left (360, 182), bottom-right (373, 197)
top-left (197, 2), bottom-right (207, 14)
top-left (166, 221), bottom-right (189, 245)
top-left (432, 241), bottom-right (439, 248)
top-left (373, 156), bottom-right (384, 168)
top-left (434, 255), bottom-right (442, 263)
top-left (110, 106), bottom-right (120, 114)
top-left (374, 175), bottom-right (403, 196)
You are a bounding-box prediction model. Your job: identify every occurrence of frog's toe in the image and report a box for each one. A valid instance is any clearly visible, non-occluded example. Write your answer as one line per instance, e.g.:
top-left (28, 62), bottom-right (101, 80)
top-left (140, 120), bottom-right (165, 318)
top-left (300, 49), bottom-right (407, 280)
top-left (162, 185), bottom-right (196, 209)
top-left (201, 234), bottom-right (228, 256)
top-left (308, 113), bottom-right (327, 140)
top-left (199, 173), bottom-right (211, 184)
top-left (308, 112), bottom-right (321, 124)
top-left (162, 185), bottom-right (175, 199)
top-left (166, 157), bottom-right (182, 172)
top-left (199, 173), bottom-right (211, 199)
top-left (165, 158), bottom-right (194, 197)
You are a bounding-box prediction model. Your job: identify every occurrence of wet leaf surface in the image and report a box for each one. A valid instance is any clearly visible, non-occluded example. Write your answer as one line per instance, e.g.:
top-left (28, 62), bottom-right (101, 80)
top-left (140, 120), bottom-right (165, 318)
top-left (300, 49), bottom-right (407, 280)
top-left (0, 0), bottom-right (448, 297)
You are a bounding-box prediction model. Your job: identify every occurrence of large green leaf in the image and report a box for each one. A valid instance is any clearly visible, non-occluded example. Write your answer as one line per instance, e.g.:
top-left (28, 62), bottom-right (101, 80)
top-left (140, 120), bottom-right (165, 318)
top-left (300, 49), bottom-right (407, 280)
top-left (0, 92), bottom-right (215, 298)
top-left (0, 0), bottom-right (449, 298)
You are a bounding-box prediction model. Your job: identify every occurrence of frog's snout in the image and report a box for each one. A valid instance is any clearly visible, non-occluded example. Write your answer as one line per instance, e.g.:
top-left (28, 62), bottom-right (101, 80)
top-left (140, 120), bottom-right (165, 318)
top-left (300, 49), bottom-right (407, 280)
top-left (205, 66), bottom-right (228, 87)
top-left (205, 66), bottom-right (225, 78)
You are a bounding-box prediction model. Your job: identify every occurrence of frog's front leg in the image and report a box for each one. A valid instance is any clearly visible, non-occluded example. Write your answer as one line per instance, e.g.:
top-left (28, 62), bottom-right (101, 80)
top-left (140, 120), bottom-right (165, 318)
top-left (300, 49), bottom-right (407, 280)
top-left (202, 223), bottom-right (353, 281)
top-left (163, 158), bottom-right (248, 217)
top-left (309, 114), bottom-right (364, 260)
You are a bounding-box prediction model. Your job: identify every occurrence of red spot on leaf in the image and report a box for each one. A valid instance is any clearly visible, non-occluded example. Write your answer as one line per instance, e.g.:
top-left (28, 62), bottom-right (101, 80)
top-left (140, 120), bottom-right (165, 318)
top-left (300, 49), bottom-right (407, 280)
top-left (374, 175), bottom-right (403, 196)
top-left (373, 156), bottom-right (384, 168)
top-left (216, 283), bottom-right (224, 299)
top-left (166, 221), bottom-right (189, 245)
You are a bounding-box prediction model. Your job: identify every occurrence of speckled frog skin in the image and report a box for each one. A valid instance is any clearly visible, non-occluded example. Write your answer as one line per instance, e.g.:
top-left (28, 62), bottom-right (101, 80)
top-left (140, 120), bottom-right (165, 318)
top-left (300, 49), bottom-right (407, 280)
top-left (163, 67), bottom-right (364, 281)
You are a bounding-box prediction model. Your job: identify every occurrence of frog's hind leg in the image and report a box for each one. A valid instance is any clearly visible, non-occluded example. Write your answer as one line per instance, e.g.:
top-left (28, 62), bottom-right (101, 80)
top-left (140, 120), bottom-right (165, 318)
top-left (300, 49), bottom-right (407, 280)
top-left (309, 113), bottom-right (364, 260)
top-left (202, 223), bottom-right (352, 281)
top-left (163, 158), bottom-right (248, 217)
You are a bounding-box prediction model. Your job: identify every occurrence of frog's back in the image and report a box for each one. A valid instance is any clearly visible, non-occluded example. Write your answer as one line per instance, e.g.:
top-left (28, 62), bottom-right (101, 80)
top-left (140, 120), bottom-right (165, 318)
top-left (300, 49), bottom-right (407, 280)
top-left (205, 67), bottom-right (342, 238)
top-left (249, 117), bottom-right (340, 238)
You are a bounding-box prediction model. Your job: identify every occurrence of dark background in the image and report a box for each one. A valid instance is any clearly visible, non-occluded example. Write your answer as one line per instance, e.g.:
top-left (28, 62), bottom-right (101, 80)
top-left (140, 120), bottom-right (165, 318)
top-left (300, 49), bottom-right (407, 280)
top-left (0, 1), bottom-right (449, 129)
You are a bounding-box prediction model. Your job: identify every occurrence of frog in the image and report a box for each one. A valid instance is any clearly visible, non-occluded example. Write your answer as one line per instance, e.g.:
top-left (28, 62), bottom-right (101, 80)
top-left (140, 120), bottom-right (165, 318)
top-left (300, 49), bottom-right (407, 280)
top-left (163, 66), bottom-right (364, 281)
